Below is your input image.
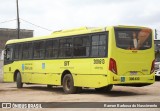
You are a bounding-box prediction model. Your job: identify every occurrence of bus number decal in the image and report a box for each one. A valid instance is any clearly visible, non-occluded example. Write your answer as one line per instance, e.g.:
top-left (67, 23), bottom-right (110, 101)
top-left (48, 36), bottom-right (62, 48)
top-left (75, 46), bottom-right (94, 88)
top-left (64, 61), bottom-right (70, 66)
top-left (93, 59), bottom-right (105, 64)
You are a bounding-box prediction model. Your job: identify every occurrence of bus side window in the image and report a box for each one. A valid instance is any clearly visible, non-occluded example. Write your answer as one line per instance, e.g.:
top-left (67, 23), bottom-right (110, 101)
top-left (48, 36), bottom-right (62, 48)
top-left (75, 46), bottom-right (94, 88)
top-left (28, 42), bottom-right (33, 59)
top-left (53, 40), bottom-right (59, 58)
top-left (73, 36), bottom-right (90, 57)
top-left (14, 44), bottom-right (21, 60)
top-left (59, 38), bottom-right (73, 58)
top-left (22, 42), bottom-right (33, 60)
top-left (46, 40), bottom-right (53, 58)
top-left (59, 39), bottom-right (66, 57)
top-left (65, 38), bottom-right (73, 57)
top-left (33, 41), bottom-right (45, 59)
top-left (91, 33), bottom-right (107, 57)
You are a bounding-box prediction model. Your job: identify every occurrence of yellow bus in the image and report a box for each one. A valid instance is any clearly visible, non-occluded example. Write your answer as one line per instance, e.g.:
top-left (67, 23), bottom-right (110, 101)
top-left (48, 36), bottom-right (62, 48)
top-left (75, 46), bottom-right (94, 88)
top-left (3, 26), bottom-right (155, 94)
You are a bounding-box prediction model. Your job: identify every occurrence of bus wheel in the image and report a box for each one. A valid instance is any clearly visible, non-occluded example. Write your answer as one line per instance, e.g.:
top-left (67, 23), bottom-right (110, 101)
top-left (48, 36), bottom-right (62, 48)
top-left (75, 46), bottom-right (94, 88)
top-left (16, 72), bottom-right (23, 88)
top-left (95, 85), bottom-right (113, 93)
top-left (63, 74), bottom-right (79, 94)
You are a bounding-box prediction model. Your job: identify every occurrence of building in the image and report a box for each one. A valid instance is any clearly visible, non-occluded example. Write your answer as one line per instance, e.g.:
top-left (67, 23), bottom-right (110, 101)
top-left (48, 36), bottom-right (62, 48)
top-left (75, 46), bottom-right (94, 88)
top-left (0, 28), bottom-right (33, 60)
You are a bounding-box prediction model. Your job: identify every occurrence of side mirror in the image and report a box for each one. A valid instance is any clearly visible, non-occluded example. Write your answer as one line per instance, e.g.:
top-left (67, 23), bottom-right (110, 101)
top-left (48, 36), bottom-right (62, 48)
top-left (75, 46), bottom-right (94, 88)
top-left (4, 49), bottom-right (7, 57)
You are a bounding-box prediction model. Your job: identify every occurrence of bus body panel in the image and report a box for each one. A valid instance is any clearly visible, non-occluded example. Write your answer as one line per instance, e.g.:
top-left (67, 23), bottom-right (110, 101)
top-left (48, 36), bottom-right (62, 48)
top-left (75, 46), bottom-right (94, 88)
top-left (3, 64), bottom-right (14, 82)
top-left (107, 27), bottom-right (155, 86)
top-left (3, 26), bottom-right (155, 90)
top-left (3, 58), bottom-right (110, 88)
top-left (115, 49), bottom-right (154, 76)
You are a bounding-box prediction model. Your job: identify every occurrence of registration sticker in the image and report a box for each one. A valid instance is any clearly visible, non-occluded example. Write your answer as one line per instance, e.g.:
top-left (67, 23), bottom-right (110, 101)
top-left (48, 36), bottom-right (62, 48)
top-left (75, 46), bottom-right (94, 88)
top-left (22, 64), bottom-right (25, 71)
top-left (121, 77), bottom-right (125, 82)
top-left (42, 63), bottom-right (45, 69)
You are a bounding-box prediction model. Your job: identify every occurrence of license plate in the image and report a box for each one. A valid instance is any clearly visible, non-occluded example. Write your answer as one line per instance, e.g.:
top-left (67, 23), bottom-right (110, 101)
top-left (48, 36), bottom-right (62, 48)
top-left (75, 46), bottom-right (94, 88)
top-left (129, 77), bottom-right (140, 81)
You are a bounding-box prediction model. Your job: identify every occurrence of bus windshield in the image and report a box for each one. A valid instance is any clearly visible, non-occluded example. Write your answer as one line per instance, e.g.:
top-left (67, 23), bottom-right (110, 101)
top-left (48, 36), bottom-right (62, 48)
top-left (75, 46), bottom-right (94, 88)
top-left (115, 28), bottom-right (152, 50)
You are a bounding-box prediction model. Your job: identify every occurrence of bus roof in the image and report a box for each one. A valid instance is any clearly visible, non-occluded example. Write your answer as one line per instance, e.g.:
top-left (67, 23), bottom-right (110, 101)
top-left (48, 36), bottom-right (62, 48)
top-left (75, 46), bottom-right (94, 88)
top-left (5, 25), bottom-right (150, 45)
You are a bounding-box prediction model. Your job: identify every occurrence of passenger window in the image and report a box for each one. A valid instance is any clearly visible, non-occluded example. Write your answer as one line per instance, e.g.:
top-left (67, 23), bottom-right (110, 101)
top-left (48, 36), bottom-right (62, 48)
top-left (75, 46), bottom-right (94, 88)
top-left (22, 43), bottom-right (33, 59)
top-left (52, 40), bottom-right (59, 58)
top-left (46, 40), bottom-right (53, 58)
top-left (59, 38), bottom-right (73, 57)
top-left (91, 34), bottom-right (107, 57)
top-left (73, 36), bottom-right (90, 57)
top-left (14, 44), bottom-right (22, 60)
top-left (33, 41), bottom-right (45, 59)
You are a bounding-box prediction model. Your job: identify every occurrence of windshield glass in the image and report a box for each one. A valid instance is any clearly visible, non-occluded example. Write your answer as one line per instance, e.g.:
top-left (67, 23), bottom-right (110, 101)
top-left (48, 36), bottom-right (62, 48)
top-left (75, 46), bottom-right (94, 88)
top-left (115, 28), bottom-right (152, 50)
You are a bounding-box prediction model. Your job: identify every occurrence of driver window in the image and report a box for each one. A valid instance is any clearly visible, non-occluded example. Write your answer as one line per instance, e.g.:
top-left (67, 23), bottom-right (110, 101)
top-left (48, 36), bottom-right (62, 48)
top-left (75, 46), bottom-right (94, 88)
top-left (5, 46), bottom-right (13, 60)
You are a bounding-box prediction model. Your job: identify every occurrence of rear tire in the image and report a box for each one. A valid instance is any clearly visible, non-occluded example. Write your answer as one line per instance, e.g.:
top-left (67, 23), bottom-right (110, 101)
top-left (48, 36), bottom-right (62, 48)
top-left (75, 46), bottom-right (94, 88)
top-left (62, 74), bottom-right (80, 94)
top-left (16, 72), bottom-right (23, 88)
top-left (95, 85), bottom-right (113, 92)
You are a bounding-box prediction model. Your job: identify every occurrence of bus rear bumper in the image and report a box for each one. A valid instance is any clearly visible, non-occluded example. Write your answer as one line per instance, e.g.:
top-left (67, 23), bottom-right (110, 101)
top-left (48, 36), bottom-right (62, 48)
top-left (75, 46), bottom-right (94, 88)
top-left (111, 74), bottom-right (155, 86)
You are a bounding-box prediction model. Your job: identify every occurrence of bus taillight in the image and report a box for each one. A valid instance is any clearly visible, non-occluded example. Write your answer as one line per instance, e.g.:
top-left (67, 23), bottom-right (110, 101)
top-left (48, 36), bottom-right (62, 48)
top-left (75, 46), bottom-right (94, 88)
top-left (150, 60), bottom-right (155, 74)
top-left (109, 58), bottom-right (117, 74)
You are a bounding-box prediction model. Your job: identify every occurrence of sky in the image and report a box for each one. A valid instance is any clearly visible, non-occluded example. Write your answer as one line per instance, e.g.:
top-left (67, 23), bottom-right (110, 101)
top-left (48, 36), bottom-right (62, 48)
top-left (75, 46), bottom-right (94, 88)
top-left (0, 0), bottom-right (160, 38)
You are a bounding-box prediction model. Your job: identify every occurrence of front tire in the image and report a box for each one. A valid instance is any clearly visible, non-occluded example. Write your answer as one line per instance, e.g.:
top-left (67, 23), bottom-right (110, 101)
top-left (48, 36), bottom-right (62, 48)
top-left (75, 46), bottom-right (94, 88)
top-left (16, 72), bottom-right (23, 88)
top-left (62, 74), bottom-right (80, 94)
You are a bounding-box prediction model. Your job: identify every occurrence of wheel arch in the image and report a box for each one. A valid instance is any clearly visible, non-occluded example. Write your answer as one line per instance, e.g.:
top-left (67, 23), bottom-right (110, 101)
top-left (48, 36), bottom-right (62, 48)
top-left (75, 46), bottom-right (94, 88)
top-left (61, 70), bottom-right (72, 85)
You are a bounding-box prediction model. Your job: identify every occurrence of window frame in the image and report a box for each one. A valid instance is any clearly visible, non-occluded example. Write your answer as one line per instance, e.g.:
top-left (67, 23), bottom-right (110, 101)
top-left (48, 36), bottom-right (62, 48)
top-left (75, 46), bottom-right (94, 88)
top-left (45, 39), bottom-right (59, 59)
top-left (114, 27), bottom-right (152, 50)
top-left (33, 40), bottom-right (45, 59)
top-left (58, 37), bottom-right (73, 58)
top-left (73, 35), bottom-right (91, 57)
top-left (5, 31), bottom-right (108, 61)
top-left (14, 43), bottom-right (22, 60)
top-left (90, 32), bottom-right (108, 57)
top-left (4, 44), bottom-right (14, 65)
top-left (22, 42), bottom-right (33, 60)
